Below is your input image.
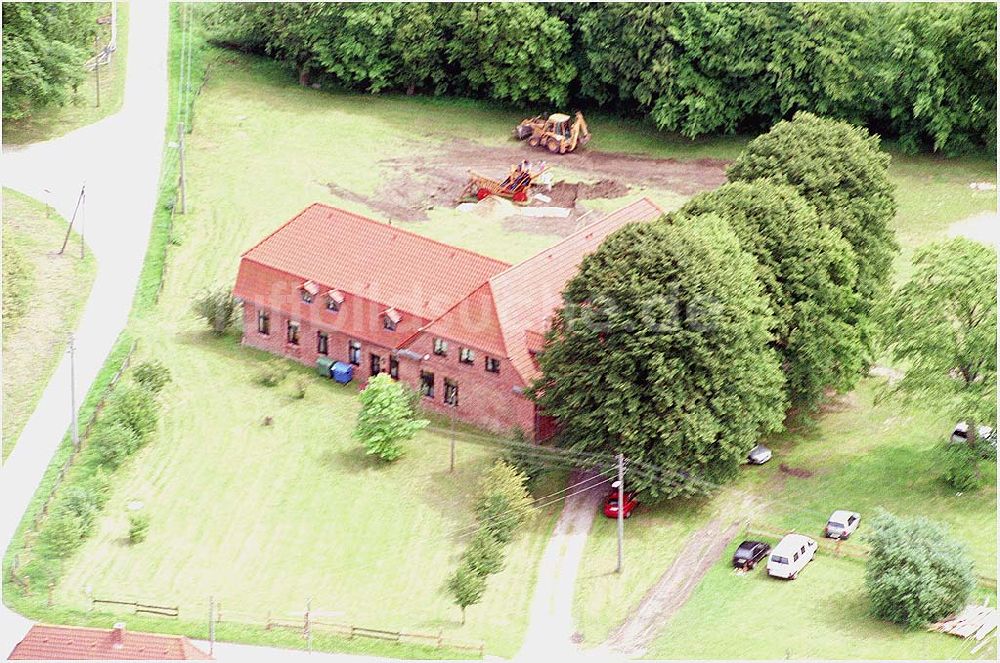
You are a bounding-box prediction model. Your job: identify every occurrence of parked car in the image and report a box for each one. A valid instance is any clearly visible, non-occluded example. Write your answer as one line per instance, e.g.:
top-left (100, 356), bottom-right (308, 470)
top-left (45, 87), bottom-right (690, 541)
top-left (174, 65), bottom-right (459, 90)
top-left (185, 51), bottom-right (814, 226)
top-left (766, 534), bottom-right (817, 579)
top-left (747, 444), bottom-right (773, 465)
top-left (824, 510), bottom-right (861, 539)
top-left (603, 489), bottom-right (638, 519)
top-left (732, 540), bottom-right (771, 570)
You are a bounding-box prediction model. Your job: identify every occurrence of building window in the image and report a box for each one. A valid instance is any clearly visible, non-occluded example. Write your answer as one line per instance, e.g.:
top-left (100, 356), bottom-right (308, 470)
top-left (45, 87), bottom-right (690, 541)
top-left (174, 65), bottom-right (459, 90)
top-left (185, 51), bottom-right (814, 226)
top-left (348, 340), bottom-right (361, 365)
top-left (459, 347), bottom-right (475, 364)
top-left (420, 371), bottom-right (435, 398)
top-left (326, 289), bottom-right (344, 312)
top-left (444, 379), bottom-right (459, 407)
top-left (370, 353), bottom-right (382, 376)
top-left (317, 331), bottom-right (328, 355)
top-left (257, 310), bottom-right (270, 335)
top-left (301, 280), bottom-right (318, 303)
top-left (383, 317), bottom-right (396, 332)
top-left (485, 356), bottom-right (500, 373)
top-left (389, 356), bottom-right (399, 380)
top-left (433, 338), bottom-right (448, 356)
top-left (383, 308), bottom-right (400, 331)
top-left (287, 320), bottom-right (300, 345)
top-left (301, 291), bottom-right (313, 304)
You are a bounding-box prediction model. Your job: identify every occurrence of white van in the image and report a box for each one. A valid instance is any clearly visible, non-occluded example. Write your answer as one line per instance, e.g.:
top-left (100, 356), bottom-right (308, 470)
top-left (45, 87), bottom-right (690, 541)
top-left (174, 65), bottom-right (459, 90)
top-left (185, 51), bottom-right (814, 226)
top-left (766, 534), bottom-right (817, 579)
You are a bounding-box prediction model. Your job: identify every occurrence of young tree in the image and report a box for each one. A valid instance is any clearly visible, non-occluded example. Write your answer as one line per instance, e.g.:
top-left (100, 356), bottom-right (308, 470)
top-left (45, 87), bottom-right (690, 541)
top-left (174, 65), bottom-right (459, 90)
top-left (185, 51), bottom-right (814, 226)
top-left (728, 112), bottom-right (897, 306)
top-left (879, 238), bottom-right (997, 485)
top-left (474, 460), bottom-right (534, 543)
top-left (353, 373), bottom-right (429, 462)
top-left (681, 180), bottom-right (863, 407)
top-left (530, 215), bottom-right (786, 499)
top-left (460, 529), bottom-right (506, 577)
top-left (192, 286), bottom-right (239, 335)
top-left (865, 510), bottom-right (975, 627)
top-left (446, 560), bottom-right (487, 625)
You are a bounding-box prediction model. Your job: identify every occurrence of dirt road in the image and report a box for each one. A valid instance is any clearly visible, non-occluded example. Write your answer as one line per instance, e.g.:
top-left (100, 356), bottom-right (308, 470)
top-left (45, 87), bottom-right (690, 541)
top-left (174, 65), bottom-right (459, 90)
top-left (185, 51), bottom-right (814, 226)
top-left (600, 517), bottom-right (742, 657)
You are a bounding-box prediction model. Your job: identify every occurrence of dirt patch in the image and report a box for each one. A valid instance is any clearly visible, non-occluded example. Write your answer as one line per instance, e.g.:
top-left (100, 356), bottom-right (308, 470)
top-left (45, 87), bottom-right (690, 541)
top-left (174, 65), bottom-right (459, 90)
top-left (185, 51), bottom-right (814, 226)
top-left (600, 517), bottom-right (741, 657)
top-left (323, 138), bottom-right (728, 223)
top-left (779, 463), bottom-right (814, 479)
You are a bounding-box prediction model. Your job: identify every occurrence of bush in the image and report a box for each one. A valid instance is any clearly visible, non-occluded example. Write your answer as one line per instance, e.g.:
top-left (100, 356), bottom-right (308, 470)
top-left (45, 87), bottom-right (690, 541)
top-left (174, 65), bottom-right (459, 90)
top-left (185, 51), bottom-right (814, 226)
top-left (865, 510), bottom-right (975, 628)
top-left (128, 512), bottom-right (150, 544)
top-left (255, 360), bottom-right (287, 388)
top-left (460, 529), bottom-right (506, 577)
top-left (354, 374), bottom-right (429, 462)
top-left (290, 376), bottom-right (308, 400)
top-left (192, 286), bottom-right (239, 335)
top-left (104, 383), bottom-right (160, 442)
top-left (941, 443), bottom-right (982, 492)
top-left (59, 485), bottom-right (101, 530)
top-left (475, 460), bottom-right (533, 544)
top-left (133, 360), bottom-right (172, 394)
top-left (89, 420), bottom-right (142, 469)
top-left (503, 428), bottom-right (550, 489)
top-left (39, 509), bottom-right (85, 559)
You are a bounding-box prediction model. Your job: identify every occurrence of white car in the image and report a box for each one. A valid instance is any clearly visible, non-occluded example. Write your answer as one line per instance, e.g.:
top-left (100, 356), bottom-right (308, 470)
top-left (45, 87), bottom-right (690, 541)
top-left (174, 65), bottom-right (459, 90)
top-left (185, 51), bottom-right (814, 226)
top-left (766, 534), bottom-right (817, 580)
top-left (824, 510), bottom-right (861, 539)
top-left (747, 444), bottom-right (772, 465)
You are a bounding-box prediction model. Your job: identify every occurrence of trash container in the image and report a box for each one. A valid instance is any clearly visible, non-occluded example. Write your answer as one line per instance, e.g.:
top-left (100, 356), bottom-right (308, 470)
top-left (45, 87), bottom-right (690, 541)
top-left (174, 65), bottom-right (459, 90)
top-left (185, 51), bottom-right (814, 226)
top-left (332, 361), bottom-right (354, 384)
top-left (315, 356), bottom-right (336, 378)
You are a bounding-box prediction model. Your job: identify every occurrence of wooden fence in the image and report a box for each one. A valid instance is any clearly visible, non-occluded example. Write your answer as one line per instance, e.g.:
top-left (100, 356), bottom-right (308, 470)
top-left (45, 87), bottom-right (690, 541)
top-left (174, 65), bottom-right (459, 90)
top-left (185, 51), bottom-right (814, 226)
top-left (92, 597), bottom-right (179, 618)
top-left (744, 522), bottom-right (998, 589)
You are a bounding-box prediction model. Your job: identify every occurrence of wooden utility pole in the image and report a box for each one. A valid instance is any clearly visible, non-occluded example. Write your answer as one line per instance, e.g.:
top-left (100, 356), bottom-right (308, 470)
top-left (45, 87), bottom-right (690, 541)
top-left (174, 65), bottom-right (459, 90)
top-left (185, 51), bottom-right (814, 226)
top-left (69, 334), bottom-right (79, 451)
top-left (59, 185), bottom-right (86, 254)
top-left (305, 597), bottom-right (312, 652)
top-left (178, 123), bottom-right (187, 214)
top-left (208, 596), bottom-right (215, 655)
top-left (616, 452), bottom-right (624, 574)
top-left (449, 414), bottom-right (456, 472)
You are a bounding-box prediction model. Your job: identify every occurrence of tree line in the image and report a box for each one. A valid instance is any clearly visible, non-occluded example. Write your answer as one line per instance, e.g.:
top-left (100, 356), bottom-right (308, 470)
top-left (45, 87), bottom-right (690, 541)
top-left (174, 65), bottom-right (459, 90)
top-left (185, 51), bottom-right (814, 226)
top-left (204, 2), bottom-right (996, 154)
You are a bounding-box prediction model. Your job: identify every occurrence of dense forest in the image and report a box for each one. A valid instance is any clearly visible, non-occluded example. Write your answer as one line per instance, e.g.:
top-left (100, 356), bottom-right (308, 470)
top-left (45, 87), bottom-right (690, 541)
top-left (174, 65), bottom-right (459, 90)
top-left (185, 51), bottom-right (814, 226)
top-left (204, 2), bottom-right (997, 154)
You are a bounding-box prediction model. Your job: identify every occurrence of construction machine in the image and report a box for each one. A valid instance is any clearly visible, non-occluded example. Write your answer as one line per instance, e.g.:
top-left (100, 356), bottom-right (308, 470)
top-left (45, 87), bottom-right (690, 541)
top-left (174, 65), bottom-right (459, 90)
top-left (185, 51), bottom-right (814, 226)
top-left (514, 111), bottom-right (591, 154)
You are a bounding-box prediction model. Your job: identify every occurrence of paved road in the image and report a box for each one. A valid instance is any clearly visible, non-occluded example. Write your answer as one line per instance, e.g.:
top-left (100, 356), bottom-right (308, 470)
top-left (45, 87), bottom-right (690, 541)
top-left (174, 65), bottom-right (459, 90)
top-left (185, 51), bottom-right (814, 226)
top-left (0, 0), bottom-right (169, 655)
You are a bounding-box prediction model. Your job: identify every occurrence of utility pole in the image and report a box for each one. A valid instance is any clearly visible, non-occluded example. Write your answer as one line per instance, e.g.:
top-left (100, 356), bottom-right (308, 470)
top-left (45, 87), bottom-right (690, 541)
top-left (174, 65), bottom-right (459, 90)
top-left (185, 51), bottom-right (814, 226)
top-left (79, 185), bottom-right (86, 259)
top-left (305, 597), bottom-right (312, 652)
top-left (69, 334), bottom-right (79, 452)
top-left (59, 185), bottom-right (86, 255)
top-left (178, 123), bottom-right (187, 214)
top-left (449, 413), bottom-right (456, 473)
top-left (208, 596), bottom-right (215, 655)
top-left (616, 452), bottom-right (624, 574)
top-left (94, 36), bottom-right (101, 108)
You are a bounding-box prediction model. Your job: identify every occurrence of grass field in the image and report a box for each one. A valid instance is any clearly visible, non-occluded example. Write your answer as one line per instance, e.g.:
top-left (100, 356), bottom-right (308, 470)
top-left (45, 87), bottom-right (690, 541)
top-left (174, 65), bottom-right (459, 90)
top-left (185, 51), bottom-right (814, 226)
top-left (2, 3), bottom-right (129, 146)
top-left (2, 188), bottom-right (96, 460)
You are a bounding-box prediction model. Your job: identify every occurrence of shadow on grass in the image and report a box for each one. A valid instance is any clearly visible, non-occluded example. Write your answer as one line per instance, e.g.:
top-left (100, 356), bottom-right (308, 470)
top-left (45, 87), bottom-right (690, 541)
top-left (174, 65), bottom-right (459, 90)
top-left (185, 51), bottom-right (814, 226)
top-left (320, 446), bottom-right (384, 474)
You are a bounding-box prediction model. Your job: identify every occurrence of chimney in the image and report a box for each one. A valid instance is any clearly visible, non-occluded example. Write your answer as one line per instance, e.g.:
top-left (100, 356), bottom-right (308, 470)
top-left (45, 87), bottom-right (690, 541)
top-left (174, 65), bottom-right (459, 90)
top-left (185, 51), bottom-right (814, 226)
top-left (111, 622), bottom-right (125, 649)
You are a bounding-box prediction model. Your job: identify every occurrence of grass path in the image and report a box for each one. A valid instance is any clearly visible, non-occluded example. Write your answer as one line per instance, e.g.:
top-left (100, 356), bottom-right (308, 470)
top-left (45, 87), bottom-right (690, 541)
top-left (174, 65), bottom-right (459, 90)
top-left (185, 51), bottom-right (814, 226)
top-left (2, 189), bottom-right (96, 460)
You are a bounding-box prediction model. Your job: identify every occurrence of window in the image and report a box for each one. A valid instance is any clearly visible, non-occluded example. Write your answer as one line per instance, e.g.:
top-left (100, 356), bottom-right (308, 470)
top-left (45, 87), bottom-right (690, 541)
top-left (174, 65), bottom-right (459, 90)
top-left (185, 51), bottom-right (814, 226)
top-left (326, 289), bottom-right (344, 312)
top-left (317, 331), bottom-right (328, 355)
top-left (793, 552), bottom-right (800, 562)
top-left (301, 280), bottom-right (318, 303)
top-left (433, 338), bottom-right (448, 356)
top-left (770, 555), bottom-right (788, 564)
top-left (383, 308), bottom-right (400, 331)
top-left (485, 356), bottom-right (500, 373)
top-left (420, 371), bottom-right (435, 398)
top-left (444, 379), bottom-right (459, 406)
top-left (348, 340), bottom-right (361, 365)
top-left (383, 317), bottom-right (396, 332)
top-left (301, 290), bottom-right (313, 304)
top-left (459, 348), bottom-right (475, 364)
top-left (370, 353), bottom-right (382, 376)
top-left (389, 356), bottom-right (399, 379)
top-left (257, 310), bottom-right (270, 335)
top-left (287, 320), bottom-right (300, 345)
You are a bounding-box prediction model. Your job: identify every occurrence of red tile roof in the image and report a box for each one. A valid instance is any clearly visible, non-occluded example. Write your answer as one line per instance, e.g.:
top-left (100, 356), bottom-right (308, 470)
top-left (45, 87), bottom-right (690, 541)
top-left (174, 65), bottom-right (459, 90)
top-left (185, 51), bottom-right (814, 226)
top-left (410, 198), bottom-right (664, 383)
top-left (9, 624), bottom-right (211, 660)
top-left (236, 203), bottom-right (510, 320)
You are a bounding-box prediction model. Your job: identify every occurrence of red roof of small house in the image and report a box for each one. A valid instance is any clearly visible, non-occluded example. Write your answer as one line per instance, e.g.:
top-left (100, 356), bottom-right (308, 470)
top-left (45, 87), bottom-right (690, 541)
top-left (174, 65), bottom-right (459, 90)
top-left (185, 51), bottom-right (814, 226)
top-left (9, 624), bottom-right (211, 660)
top-left (235, 203), bottom-right (511, 320)
top-left (408, 198), bottom-right (664, 382)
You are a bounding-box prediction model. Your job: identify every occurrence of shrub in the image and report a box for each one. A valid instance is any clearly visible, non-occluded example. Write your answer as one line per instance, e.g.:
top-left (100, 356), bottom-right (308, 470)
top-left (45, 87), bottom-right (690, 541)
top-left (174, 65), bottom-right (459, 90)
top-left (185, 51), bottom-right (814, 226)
top-left (192, 286), bottom-right (239, 335)
top-left (460, 529), bottom-right (505, 577)
top-left (133, 360), bottom-right (172, 394)
top-left (89, 420), bottom-right (142, 469)
top-left (59, 485), bottom-right (100, 530)
top-left (128, 512), bottom-right (150, 544)
top-left (354, 373), bottom-right (429, 462)
top-left (475, 460), bottom-right (534, 544)
top-left (865, 510), bottom-right (975, 628)
top-left (255, 360), bottom-right (287, 388)
top-left (503, 428), bottom-right (550, 489)
top-left (290, 376), bottom-right (308, 400)
top-left (39, 509), bottom-right (85, 559)
top-left (104, 382), bottom-right (160, 441)
top-left (941, 443), bottom-right (982, 492)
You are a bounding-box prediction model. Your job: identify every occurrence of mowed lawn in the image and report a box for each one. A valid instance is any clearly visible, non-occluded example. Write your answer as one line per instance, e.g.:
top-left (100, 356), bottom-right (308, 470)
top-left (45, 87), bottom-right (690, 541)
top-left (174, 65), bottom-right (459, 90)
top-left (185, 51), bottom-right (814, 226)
top-left (2, 188), bottom-right (96, 459)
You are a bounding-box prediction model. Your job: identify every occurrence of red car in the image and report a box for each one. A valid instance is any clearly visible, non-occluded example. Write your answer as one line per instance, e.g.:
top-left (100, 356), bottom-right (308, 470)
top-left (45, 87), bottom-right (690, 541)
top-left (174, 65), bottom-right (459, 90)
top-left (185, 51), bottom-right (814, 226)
top-left (603, 489), bottom-right (638, 519)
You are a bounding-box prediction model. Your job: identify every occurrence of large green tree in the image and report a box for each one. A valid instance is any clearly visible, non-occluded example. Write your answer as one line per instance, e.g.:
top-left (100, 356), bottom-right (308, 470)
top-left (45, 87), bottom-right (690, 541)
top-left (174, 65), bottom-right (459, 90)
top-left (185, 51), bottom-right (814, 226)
top-left (879, 238), bottom-right (997, 479)
top-left (865, 510), bottom-right (976, 628)
top-left (728, 112), bottom-right (897, 307)
top-left (2, 2), bottom-right (100, 120)
top-left (681, 181), bottom-right (864, 407)
top-left (531, 215), bottom-right (786, 499)
top-left (353, 374), bottom-right (428, 461)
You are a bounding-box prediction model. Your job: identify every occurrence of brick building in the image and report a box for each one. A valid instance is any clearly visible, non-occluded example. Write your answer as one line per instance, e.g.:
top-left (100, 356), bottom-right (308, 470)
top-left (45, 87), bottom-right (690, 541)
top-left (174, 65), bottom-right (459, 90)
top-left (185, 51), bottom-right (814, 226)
top-left (9, 623), bottom-right (211, 660)
top-left (233, 198), bottom-right (663, 439)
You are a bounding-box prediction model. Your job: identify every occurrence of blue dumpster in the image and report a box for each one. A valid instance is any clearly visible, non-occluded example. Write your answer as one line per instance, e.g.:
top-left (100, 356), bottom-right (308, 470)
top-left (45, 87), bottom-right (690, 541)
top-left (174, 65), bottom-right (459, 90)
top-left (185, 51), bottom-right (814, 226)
top-left (332, 361), bottom-right (354, 384)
